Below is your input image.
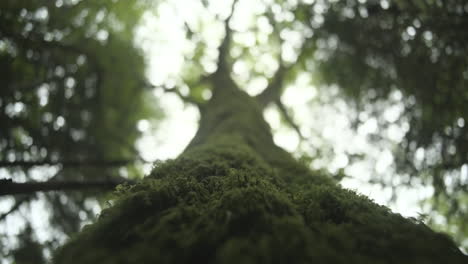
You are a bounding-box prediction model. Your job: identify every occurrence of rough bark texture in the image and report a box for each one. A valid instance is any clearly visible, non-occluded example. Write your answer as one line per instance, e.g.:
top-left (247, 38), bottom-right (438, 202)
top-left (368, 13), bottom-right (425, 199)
top-left (54, 74), bottom-right (467, 263)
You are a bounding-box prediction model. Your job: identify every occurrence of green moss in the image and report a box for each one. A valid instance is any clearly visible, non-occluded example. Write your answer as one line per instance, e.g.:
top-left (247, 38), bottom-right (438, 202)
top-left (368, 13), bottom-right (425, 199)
top-left (54, 86), bottom-right (467, 263)
top-left (54, 141), bottom-right (466, 263)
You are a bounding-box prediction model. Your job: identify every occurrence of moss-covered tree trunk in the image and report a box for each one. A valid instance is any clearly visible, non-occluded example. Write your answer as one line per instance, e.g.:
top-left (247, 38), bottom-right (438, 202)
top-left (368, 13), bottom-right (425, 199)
top-left (54, 13), bottom-right (467, 262)
top-left (54, 63), bottom-right (467, 263)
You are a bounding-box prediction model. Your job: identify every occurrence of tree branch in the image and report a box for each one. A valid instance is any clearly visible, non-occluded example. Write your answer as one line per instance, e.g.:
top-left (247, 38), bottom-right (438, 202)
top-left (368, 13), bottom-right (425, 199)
top-left (0, 196), bottom-right (31, 221)
top-left (254, 11), bottom-right (290, 109)
top-left (162, 86), bottom-right (203, 107)
top-left (0, 178), bottom-right (134, 196)
top-left (0, 159), bottom-right (135, 168)
top-left (256, 63), bottom-right (290, 108)
top-left (145, 81), bottom-right (204, 108)
top-left (255, 10), bottom-right (313, 109)
top-left (214, 0), bottom-right (238, 76)
top-left (275, 98), bottom-right (305, 140)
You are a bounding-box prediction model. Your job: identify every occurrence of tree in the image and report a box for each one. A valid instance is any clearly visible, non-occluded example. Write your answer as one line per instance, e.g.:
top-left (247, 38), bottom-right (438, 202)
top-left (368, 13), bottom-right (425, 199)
top-left (51, 1), bottom-right (468, 263)
top-left (2, 0), bottom-right (468, 262)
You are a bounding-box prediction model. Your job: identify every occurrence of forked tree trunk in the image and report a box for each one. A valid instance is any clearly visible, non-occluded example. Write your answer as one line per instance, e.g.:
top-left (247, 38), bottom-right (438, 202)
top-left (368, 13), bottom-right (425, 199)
top-left (54, 69), bottom-right (467, 263)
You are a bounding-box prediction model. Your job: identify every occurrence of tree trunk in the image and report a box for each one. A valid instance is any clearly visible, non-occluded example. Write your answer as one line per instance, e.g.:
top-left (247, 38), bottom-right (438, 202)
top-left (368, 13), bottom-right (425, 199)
top-left (54, 69), bottom-right (467, 263)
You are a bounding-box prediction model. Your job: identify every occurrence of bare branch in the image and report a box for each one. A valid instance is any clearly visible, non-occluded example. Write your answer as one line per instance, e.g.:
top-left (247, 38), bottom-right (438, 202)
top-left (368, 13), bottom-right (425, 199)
top-left (0, 178), bottom-right (134, 196)
top-left (255, 10), bottom-right (290, 109)
top-left (0, 196), bottom-right (31, 221)
top-left (143, 81), bottom-right (204, 108)
top-left (255, 9), bottom-right (313, 109)
top-left (215, 0), bottom-right (238, 75)
top-left (255, 38), bottom-right (314, 108)
top-left (161, 86), bottom-right (203, 106)
top-left (256, 63), bottom-right (290, 108)
top-left (275, 98), bottom-right (305, 140)
top-left (0, 159), bottom-right (136, 168)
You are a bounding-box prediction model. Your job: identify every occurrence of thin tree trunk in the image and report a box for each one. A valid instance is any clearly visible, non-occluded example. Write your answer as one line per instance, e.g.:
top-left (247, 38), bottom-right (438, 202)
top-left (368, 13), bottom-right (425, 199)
top-left (0, 179), bottom-right (133, 196)
top-left (0, 159), bottom-right (133, 168)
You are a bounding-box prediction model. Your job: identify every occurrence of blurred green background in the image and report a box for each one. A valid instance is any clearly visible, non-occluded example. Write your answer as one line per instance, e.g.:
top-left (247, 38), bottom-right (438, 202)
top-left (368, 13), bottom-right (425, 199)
top-left (1, 0), bottom-right (467, 262)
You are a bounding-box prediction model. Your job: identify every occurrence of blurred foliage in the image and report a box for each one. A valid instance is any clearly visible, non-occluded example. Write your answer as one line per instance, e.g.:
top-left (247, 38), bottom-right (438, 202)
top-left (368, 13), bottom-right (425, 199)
top-left (145, 0), bottom-right (468, 250)
top-left (0, 0), bottom-right (159, 260)
top-left (2, 0), bottom-right (468, 260)
top-left (11, 225), bottom-right (45, 264)
top-left (292, 0), bottom-right (468, 249)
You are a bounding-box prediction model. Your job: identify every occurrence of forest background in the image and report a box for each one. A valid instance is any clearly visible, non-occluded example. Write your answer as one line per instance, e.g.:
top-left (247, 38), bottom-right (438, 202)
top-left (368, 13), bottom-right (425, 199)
top-left (1, 0), bottom-right (467, 263)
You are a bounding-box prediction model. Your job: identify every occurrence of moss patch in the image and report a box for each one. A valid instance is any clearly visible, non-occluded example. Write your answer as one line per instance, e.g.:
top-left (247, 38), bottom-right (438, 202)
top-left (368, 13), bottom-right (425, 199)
top-left (54, 85), bottom-right (466, 263)
top-left (54, 141), bottom-right (466, 263)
